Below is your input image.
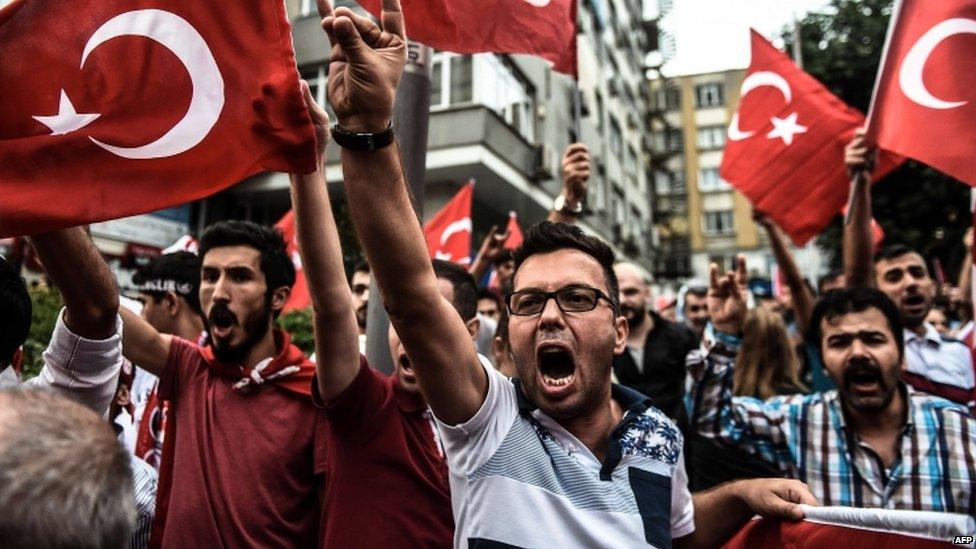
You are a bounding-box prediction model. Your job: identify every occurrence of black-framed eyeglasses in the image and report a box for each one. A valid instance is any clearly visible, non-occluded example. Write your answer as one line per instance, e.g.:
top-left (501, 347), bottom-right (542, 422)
top-left (505, 287), bottom-right (618, 316)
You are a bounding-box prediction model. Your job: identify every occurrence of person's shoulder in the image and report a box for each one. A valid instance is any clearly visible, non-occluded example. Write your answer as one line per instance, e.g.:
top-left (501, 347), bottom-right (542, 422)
top-left (620, 404), bottom-right (683, 466)
top-left (910, 390), bottom-right (972, 416)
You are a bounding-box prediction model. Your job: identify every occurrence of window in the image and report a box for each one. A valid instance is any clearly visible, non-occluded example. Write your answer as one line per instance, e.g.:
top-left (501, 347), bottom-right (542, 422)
top-left (703, 211), bottom-right (735, 235)
top-left (430, 61), bottom-right (443, 106)
top-left (698, 168), bottom-right (731, 192)
top-left (696, 125), bottom-right (726, 150)
top-left (626, 146), bottom-right (638, 176)
top-left (299, 0), bottom-right (316, 16)
top-left (695, 83), bottom-right (725, 108)
top-left (450, 56), bottom-right (473, 104)
top-left (595, 91), bottom-right (605, 131)
top-left (430, 53), bottom-right (536, 142)
top-left (666, 129), bottom-right (684, 153)
top-left (656, 86), bottom-right (680, 111)
top-left (478, 55), bottom-right (535, 142)
top-left (300, 65), bottom-right (327, 107)
top-left (430, 53), bottom-right (473, 108)
top-left (610, 118), bottom-right (623, 156)
top-left (655, 170), bottom-right (685, 195)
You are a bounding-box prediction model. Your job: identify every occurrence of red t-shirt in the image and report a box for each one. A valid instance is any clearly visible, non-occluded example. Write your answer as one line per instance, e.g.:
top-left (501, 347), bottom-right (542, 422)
top-left (157, 337), bottom-right (328, 548)
top-left (317, 360), bottom-right (454, 548)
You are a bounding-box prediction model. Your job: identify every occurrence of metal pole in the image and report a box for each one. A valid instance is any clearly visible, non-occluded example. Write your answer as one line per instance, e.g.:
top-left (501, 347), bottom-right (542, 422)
top-left (791, 14), bottom-right (804, 70)
top-left (364, 40), bottom-right (432, 375)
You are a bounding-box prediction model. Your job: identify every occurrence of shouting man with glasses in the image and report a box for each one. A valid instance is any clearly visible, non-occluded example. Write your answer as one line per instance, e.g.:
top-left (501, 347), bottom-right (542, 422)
top-left (318, 0), bottom-right (817, 545)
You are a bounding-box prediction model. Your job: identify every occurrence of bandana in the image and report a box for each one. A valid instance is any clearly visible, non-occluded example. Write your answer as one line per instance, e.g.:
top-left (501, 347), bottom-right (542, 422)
top-left (149, 329), bottom-right (315, 547)
top-left (136, 278), bottom-right (195, 296)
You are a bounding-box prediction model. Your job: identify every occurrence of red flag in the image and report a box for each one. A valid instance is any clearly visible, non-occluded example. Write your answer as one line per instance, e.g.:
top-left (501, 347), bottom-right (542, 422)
top-left (357, 0), bottom-right (578, 77)
top-left (0, 0), bottom-right (317, 237)
top-left (840, 205), bottom-right (886, 249)
top-left (865, 0), bottom-right (976, 185)
top-left (721, 31), bottom-right (902, 246)
top-left (424, 182), bottom-right (474, 265)
top-left (504, 211), bottom-right (524, 249)
top-left (723, 516), bottom-right (963, 549)
top-left (275, 210), bottom-right (310, 312)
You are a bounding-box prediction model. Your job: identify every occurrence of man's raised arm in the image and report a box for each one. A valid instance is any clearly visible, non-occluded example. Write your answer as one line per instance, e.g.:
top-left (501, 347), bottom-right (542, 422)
top-left (28, 228), bottom-right (129, 413)
top-left (290, 82), bottom-right (361, 401)
top-left (843, 128), bottom-right (875, 289)
top-left (316, 0), bottom-right (486, 424)
top-left (31, 228), bottom-right (118, 339)
top-left (37, 228), bottom-right (172, 378)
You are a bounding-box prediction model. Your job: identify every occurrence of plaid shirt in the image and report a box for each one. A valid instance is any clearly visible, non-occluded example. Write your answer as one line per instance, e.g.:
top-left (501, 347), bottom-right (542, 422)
top-left (688, 337), bottom-right (976, 514)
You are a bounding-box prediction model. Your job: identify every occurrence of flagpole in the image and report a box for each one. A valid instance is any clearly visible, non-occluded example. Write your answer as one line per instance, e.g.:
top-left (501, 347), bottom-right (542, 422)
top-left (863, 0), bottom-right (905, 141)
top-left (364, 40), bottom-right (432, 375)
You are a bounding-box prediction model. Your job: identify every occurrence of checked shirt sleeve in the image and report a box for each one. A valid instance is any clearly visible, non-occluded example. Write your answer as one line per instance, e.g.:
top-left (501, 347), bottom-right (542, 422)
top-left (687, 335), bottom-right (797, 475)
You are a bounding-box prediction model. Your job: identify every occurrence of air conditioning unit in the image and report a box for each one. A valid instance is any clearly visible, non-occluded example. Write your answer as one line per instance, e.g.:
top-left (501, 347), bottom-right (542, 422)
top-left (533, 144), bottom-right (556, 179)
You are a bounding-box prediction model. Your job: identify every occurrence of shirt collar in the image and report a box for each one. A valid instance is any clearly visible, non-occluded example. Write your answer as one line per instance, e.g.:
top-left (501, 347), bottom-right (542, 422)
top-left (832, 382), bottom-right (915, 430)
top-left (512, 378), bottom-right (652, 421)
top-left (905, 323), bottom-right (942, 346)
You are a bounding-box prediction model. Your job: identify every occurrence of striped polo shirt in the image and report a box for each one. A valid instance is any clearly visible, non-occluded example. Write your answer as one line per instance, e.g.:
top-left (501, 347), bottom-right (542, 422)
top-left (437, 360), bottom-right (694, 548)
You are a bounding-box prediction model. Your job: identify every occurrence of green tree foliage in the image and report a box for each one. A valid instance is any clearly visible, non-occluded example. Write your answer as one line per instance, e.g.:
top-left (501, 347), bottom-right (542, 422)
top-left (278, 308), bottom-right (315, 357)
top-left (22, 284), bottom-right (62, 380)
top-left (788, 0), bottom-right (971, 278)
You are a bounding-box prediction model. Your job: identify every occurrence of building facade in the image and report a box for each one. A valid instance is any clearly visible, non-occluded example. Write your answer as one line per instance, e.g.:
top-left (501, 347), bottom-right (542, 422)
top-left (194, 0), bottom-right (660, 271)
top-left (649, 68), bottom-right (825, 286)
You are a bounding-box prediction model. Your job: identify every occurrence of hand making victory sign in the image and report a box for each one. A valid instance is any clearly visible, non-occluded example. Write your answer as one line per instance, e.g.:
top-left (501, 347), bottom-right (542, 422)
top-left (316, 0), bottom-right (407, 133)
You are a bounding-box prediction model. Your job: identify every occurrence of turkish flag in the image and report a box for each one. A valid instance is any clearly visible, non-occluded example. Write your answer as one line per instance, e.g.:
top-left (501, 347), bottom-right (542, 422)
top-left (723, 506), bottom-right (974, 549)
top-left (424, 181), bottom-right (473, 265)
top-left (723, 518), bottom-right (957, 549)
top-left (504, 211), bottom-right (524, 249)
top-left (0, 0), bottom-right (317, 237)
top-left (275, 210), bottom-right (310, 313)
top-left (357, 0), bottom-right (577, 76)
top-left (721, 31), bottom-right (902, 246)
top-left (865, 0), bottom-right (976, 185)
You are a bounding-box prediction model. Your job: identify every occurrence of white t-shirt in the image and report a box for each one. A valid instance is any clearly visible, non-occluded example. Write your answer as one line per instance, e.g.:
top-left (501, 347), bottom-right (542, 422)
top-left (437, 358), bottom-right (695, 548)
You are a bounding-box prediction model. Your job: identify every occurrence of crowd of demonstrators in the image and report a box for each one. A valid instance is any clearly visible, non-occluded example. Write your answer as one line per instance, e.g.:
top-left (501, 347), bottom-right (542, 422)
top-left (3, 0), bottom-right (975, 545)
top-left (612, 262), bottom-right (698, 427)
top-left (689, 278), bottom-right (975, 513)
top-left (315, 2), bottom-right (819, 548)
top-left (845, 130), bottom-right (975, 411)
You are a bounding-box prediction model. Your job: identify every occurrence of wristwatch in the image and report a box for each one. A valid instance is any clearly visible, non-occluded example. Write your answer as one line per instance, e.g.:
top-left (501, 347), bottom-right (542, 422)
top-left (331, 124), bottom-right (395, 152)
top-left (553, 193), bottom-right (584, 216)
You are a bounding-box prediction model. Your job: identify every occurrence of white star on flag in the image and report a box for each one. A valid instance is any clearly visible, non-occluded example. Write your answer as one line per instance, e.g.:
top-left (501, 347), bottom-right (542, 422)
top-left (766, 112), bottom-right (808, 145)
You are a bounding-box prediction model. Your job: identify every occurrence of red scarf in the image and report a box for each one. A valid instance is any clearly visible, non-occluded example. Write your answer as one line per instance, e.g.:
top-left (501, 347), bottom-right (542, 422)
top-left (149, 329), bottom-right (315, 548)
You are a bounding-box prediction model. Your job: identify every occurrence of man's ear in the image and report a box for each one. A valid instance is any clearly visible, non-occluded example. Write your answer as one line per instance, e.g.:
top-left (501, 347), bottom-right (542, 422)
top-left (465, 316), bottom-right (481, 342)
top-left (164, 292), bottom-right (181, 316)
top-left (613, 314), bottom-right (628, 355)
top-left (270, 286), bottom-right (292, 316)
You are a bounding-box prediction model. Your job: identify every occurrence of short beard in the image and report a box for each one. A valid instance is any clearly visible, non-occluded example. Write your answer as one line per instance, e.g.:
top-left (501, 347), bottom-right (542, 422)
top-left (355, 304), bottom-right (368, 329)
top-left (900, 309), bottom-right (927, 329)
top-left (211, 297), bottom-right (273, 364)
top-left (622, 306), bottom-right (646, 329)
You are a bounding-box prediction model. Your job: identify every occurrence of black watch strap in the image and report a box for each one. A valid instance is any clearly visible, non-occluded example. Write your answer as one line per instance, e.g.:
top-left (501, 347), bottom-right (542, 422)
top-left (331, 124), bottom-right (395, 151)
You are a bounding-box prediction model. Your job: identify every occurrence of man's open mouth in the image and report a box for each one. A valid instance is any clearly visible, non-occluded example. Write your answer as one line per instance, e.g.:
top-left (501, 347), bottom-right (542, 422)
top-left (903, 294), bottom-right (926, 309)
top-left (846, 367), bottom-right (882, 393)
top-left (537, 344), bottom-right (576, 390)
top-left (399, 354), bottom-right (414, 375)
top-left (209, 307), bottom-right (237, 337)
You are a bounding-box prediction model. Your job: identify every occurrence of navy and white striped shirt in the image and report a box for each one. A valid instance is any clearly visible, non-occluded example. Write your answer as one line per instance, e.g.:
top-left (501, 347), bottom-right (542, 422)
top-left (689, 339), bottom-right (976, 513)
top-left (437, 359), bottom-right (694, 548)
